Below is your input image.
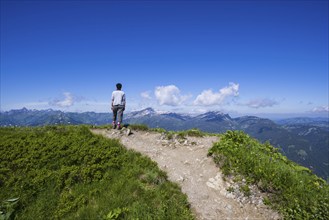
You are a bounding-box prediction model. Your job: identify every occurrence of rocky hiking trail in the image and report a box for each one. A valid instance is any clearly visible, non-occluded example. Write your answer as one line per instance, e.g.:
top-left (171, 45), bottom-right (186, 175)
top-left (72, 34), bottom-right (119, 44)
top-left (91, 128), bottom-right (280, 220)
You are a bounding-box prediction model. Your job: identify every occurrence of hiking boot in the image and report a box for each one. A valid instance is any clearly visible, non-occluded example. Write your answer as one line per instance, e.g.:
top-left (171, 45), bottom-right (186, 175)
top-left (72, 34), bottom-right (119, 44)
top-left (112, 122), bottom-right (116, 129)
top-left (117, 123), bottom-right (121, 130)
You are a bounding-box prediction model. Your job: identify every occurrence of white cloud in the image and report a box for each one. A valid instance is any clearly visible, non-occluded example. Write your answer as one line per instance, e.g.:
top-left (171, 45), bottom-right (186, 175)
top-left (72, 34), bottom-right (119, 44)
top-left (154, 85), bottom-right (187, 106)
top-left (50, 92), bottom-right (75, 108)
top-left (312, 106), bottom-right (329, 113)
top-left (193, 82), bottom-right (239, 106)
top-left (245, 98), bottom-right (279, 109)
top-left (141, 91), bottom-right (152, 99)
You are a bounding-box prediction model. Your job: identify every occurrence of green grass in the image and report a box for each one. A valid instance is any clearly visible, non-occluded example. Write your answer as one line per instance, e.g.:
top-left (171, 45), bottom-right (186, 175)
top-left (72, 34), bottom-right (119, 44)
top-left (8, 124), bottom-right (327, 219)
top-left (127, 124), bottom-right (209, 139)
top-left (0, 126), bottom-right (194, 219)
top-left (127, 124), bottom-right (149, 131)
top-left (208, 130), bottom-right (329, 220)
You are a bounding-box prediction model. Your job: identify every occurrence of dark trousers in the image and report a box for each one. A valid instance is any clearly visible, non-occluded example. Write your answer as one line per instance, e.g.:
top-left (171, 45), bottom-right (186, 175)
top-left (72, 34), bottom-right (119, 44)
top-left (112, 105), bottom-right (124, 124)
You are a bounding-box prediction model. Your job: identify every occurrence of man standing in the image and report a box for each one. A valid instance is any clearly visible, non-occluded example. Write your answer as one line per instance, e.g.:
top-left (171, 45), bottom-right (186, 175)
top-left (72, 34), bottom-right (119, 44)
top-left (111, 83), bottom-right (126, 129)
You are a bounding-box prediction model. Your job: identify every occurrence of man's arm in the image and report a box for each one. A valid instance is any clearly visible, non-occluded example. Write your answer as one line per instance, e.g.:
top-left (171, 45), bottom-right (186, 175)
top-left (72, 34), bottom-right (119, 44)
top-left (111, 92), bottom-right (114, 110)
top-left (122, 93), bottom-right (126, 111)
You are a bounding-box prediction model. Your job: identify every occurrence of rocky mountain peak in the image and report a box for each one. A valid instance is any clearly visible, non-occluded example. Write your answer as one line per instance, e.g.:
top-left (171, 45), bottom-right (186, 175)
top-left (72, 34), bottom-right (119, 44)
top-left (129, 107), bottom-right (157, 118)
top-left (195, 111), bottom-right (232, 121)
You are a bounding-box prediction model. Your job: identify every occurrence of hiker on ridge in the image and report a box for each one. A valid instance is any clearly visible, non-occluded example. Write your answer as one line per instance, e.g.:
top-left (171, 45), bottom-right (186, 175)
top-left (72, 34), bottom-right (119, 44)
top-left (111, 83), bottom-right (126, 129)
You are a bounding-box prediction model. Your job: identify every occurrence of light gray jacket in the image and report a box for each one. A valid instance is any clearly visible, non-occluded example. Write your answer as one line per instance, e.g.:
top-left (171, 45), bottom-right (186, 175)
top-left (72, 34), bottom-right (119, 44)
top-left (111, 90), bottom-right (126, 106)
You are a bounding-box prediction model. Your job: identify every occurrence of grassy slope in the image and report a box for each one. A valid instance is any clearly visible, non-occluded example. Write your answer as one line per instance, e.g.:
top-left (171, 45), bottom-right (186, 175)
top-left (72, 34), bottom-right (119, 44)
top-left (0, 126), bottom-right (193, 219)
top-left (2, 124), bottom-right (328, 219)
top-left (208, 130), bottom-right (329, 220)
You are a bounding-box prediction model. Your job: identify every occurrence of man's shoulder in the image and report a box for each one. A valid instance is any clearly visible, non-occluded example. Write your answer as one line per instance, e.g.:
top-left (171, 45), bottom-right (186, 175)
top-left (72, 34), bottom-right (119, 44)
top-left (113, 90), bottom-right (125, 95)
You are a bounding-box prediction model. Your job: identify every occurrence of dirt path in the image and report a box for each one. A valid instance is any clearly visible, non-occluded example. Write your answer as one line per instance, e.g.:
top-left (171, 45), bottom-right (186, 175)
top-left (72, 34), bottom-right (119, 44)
top-left (92, 128), bottom-right (280, 220)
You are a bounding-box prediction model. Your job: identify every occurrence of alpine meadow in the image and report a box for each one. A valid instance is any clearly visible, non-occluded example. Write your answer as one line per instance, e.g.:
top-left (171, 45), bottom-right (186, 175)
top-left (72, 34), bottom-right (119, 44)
top-left (1, 124), bottom-right (329, 219)
top-left (0, 126), bottom-right (193, 219)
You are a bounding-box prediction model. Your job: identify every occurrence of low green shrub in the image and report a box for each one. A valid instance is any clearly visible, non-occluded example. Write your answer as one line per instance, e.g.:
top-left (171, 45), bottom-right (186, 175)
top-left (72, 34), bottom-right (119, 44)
top-left (151, 127), bottom-right (167, 133)
top-left (0, 126), bottom-right (194, 219)
top-left (208, 130), bottom-right (329, 220)
top-left (185, 128), bottom-right (204, 137)
top-left (128, 124), bottom-right (149, 131)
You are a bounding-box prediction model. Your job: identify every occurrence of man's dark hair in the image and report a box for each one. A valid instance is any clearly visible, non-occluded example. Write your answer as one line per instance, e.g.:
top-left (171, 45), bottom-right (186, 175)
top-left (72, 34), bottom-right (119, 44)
top-left (116, 83), bottom-right (122, 90)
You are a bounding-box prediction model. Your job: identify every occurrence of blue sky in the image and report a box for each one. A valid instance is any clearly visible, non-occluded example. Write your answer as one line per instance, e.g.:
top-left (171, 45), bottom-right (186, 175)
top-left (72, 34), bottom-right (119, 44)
top-left (1, 0), bottom-right (328, 118)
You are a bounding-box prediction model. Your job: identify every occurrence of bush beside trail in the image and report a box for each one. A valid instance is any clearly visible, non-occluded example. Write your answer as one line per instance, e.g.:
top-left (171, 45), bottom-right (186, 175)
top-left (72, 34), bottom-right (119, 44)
top-left (208, 130), bottom-right (329, 220)
top-left (0, 126), bottom-right (193, 219)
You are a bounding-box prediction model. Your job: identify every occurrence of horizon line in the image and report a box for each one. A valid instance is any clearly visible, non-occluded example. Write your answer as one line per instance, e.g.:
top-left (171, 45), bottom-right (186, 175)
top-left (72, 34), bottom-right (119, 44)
top-left (1, 107), bottom-right (328, 120)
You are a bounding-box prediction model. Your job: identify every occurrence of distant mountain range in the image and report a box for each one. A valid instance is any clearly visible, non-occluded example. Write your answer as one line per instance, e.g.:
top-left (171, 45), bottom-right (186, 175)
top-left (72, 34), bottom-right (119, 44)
top-left (1, 107), bottom-right (328, 181)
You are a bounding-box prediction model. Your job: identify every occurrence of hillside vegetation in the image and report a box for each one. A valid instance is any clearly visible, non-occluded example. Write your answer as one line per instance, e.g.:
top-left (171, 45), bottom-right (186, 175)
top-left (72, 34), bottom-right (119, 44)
top-left (0, 126), bottom-right (193, 219)
top-left (208, 130), bottom-right (329, 220)
top-left (1, 125), bottom-right (328, 219)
